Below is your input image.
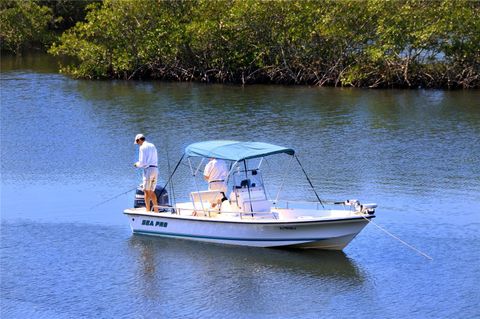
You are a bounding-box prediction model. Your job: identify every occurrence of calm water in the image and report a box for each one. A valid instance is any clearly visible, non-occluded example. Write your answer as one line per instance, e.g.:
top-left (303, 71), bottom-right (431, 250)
top-left (1, 53), bottom-right (479, 318)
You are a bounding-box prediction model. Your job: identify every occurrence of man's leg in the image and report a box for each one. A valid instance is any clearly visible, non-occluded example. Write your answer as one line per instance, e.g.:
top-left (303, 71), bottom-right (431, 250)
top-left (149, 170), bottom-right (159, 212)
top-left (144, 190), bottom-right (151, 211)
top-left (150, 191), bottom-right (158, 212)
top-left (144, 190), bottom-right (158, 212)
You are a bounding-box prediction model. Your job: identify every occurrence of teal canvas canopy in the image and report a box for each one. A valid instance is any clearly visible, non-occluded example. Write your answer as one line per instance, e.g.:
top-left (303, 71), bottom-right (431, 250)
top-left (185, 140), bottom-right (295, 161)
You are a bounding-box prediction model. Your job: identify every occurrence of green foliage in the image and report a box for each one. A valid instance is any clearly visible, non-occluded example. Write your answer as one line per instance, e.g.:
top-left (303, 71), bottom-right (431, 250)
top-left (0, 0), bottom-right (96, 54)
top-left (0, 0), bottom-right (53, 53)
top-left (50, 0), bottom-right (192, 79)
top-left (39, 0), bottom-right (100, 32)
top-left (48, 0), bottom-right (479, 87)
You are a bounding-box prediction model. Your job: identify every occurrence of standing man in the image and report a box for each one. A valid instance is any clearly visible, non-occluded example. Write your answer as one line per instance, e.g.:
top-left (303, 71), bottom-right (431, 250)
top-left (134, 134), bottom-right (158, 212)
top-left (204, 158), bottom-right (228, 193)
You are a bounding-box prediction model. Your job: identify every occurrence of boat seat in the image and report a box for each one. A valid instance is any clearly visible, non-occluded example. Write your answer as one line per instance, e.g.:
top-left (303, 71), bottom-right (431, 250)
top-left (190, 190), bottom-right (224, 204)
top-left (241, 199), bottom-right (271, 213)
top-left (235, 187), bottom-right (266, 201)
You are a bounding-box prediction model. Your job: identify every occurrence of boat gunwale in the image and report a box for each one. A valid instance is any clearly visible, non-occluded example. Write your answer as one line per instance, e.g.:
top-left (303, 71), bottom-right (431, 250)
top-left (123, 209), bottom-right (375, 225)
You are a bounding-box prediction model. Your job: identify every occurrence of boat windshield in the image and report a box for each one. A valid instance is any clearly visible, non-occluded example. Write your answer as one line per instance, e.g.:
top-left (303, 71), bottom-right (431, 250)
top-left (232, 169), bottom-right (264, 189)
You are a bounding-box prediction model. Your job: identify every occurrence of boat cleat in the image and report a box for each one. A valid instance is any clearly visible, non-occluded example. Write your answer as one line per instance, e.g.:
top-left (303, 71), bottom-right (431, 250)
top-left (360, 203), bottom-right (377, 215)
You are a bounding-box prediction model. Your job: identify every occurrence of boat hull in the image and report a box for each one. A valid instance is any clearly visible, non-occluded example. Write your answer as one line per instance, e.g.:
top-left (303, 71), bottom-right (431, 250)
top-left (124, 211), bottom-right (372, 250)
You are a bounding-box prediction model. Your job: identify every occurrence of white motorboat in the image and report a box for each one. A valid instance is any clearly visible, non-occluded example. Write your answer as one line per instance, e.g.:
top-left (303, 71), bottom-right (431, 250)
top-left (124, 140), bottom-right (377, 250)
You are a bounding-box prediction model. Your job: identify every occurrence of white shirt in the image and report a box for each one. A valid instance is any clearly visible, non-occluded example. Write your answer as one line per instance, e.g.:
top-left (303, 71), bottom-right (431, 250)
top-left (136, 141), bottom-right (158, 168)
top-left (204, 159), bottom-right (228, 182)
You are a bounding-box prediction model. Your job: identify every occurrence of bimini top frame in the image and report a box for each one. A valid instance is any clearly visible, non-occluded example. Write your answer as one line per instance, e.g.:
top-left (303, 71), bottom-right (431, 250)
top-left (162, 140), bottom-right (323, 211)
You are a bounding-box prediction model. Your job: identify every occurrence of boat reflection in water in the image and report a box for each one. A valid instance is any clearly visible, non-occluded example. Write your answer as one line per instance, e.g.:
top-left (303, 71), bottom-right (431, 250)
top-left (128, 234), bottom-right (366, 311)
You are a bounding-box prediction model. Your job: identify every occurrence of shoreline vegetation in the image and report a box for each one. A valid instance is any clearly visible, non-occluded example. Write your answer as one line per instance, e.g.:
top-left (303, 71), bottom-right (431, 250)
top-left (1, 0), bottom-right (479, 89)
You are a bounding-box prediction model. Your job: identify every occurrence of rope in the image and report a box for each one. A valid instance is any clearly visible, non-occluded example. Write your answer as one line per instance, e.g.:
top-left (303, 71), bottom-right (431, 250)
top-left (363, 216), bottom-right (433, 260)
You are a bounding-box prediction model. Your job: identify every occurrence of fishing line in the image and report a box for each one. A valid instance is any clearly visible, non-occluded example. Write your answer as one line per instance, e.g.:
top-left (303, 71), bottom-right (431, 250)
top-left (87, 146), bottom-right (145, 210)
top-left (275, 155), bottom-right (294, 203)
top-left (260, 157), bottom-right (274, 200)
top-left (88, 144), bottom-right (146, 211)
top-left (88, 186), bottom-right (139, 210)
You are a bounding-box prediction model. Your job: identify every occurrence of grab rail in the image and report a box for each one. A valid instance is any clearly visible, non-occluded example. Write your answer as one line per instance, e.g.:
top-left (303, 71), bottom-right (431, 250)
top-left (272, 199), bottom-right (353, 209)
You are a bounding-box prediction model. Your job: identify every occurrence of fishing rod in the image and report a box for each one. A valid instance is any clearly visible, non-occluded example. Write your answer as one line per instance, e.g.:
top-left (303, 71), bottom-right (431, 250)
top-left (164, 136), bottom-right (176, 207)
top-left (160, 154), bottom-right (185, 196)
top-left (295, 155), bottom-right (325, 208)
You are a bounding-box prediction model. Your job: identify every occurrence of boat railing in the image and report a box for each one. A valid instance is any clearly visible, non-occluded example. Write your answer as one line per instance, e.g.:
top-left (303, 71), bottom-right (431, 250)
top-left (271, 199), bottom-right (356, 211)
top-left (272, 199), bottom-right (377, 215)
top-left (151, 199), bottom-right (369, 218)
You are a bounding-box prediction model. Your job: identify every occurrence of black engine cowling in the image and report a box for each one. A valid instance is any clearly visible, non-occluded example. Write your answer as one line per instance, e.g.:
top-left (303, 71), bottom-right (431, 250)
top-left (134, 185), bottom-right (169, 211)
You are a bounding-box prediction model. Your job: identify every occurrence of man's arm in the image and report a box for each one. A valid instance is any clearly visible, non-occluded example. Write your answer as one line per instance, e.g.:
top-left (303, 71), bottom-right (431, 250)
top-left (134, 146), bottom-right (147, 168)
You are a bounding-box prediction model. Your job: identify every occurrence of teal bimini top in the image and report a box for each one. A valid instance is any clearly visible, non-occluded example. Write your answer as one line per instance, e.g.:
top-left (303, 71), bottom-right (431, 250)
top-left (185, 140), bottom-right (295, 161)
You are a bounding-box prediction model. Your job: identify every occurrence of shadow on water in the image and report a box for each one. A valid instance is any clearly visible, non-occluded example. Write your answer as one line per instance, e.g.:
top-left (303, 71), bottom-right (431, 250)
top-left (127, 234), bottom-right (365, 282)
top-left (125, 234), bottom-right (368, 317)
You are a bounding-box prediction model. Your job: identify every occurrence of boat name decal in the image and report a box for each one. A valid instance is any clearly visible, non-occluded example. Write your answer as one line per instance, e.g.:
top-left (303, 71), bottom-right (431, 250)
top-left (279, 226), bottom-right (296, 230)
top-left (142, 219), bottom-right (168, 228)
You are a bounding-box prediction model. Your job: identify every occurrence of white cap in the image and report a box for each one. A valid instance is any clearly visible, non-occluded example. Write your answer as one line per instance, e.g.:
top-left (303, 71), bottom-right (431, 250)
top-left (134, 133), bottom-right (145, 144)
